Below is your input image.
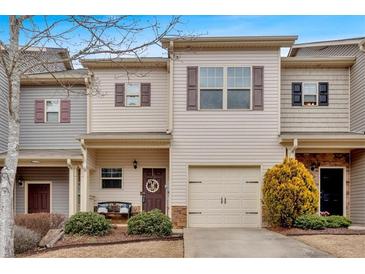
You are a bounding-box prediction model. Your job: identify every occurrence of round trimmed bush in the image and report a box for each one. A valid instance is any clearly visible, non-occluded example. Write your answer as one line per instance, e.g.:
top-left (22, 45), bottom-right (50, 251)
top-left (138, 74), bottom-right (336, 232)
top-left (263, 158), bottom-right (319, 227)
top-left (64, 212), bottom-right (111, 236)
top-left (127, 209), bottom-right (173, 236)
top-left (294, 214), bottom-right (327, 230)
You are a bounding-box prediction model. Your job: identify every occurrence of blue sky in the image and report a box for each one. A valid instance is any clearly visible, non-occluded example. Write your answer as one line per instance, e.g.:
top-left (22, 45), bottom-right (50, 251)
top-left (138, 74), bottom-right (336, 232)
top-left (0, 16), bottom-right (364, 57)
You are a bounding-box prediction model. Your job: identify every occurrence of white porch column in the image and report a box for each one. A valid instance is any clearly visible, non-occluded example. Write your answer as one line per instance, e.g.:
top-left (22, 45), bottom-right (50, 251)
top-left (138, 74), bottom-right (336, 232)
top-left (68, 162), bottom-right (78, 216)
top-left (80, 166), bottom-right (89, 212)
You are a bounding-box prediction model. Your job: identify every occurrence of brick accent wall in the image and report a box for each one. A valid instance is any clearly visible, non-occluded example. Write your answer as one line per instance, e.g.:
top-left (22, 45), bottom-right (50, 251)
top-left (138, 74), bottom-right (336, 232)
top-left (296, 153), bottom-right (350, 216)
top-left (171, 206), bottom-right (187, 228)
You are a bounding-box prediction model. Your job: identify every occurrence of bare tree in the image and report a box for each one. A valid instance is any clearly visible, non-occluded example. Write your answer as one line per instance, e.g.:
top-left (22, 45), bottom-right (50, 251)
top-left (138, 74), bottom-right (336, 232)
top-left (0, 15), bottom-right (180, 258)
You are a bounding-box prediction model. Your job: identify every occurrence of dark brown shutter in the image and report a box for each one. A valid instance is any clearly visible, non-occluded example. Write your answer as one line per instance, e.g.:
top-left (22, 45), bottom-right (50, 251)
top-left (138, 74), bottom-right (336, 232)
top-left (34, 100), bottom-right (45, 123)
top-left (252, 66), bottom-right (264, 110)
top-left (292, 82), bottom-right (302, 106)
top-left (187, 66), bottom-right (198, 110)
top-left (115, 83), bottom-right (125, 107)
top-left (318, 82), bottom-right (329, 106)
top-left (60, 100), bottom-right (71, 123)
top-left (141, 83), bottom-right (151, 107)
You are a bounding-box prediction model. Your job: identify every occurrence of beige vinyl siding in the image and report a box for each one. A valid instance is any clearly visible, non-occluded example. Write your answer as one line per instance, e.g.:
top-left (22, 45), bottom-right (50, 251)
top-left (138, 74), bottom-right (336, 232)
top-left (90, 68), bottom-right (168, 133)
top-left (293, 45), bottom-right (365, 133)
top-left (89, 148), bottom-right (169, 210)
top-left (350, 149), bottom-right (365, 224)
top-left (15, 167), bottom-right (69, 215)
top-left (281, 68), bottom-right (350, 132)
top-left (0, 65), bottom-right (8, 152)
top-left (171, 50), bottom-right (285, 205)
top-left (20, 86), bottom-right (87, 149)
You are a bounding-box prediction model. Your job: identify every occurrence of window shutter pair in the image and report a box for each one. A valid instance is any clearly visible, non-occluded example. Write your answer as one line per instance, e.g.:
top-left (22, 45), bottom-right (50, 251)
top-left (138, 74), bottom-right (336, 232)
top-left (34, 99), bottom-right (71, 123)
top-left (291, 82), bottom-right (329, 106)
top-left (115, 83), bottom-right (151, 107)
top-left (186, 66), bottom-right (264, 110)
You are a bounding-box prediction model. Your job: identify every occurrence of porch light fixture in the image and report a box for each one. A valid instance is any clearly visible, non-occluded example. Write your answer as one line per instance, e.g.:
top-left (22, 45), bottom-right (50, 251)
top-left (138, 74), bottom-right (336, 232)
top-left (17, 176), bottom-right (25, 187)
top-left (133, 160), bottom-right (138, 169)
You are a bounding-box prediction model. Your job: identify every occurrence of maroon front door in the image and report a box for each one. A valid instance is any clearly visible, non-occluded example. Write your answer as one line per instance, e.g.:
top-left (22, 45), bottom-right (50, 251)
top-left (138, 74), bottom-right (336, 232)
top-left (142, 168), bottom-right (166, 213)
top-left (28, 184), bottom-right (50, 213)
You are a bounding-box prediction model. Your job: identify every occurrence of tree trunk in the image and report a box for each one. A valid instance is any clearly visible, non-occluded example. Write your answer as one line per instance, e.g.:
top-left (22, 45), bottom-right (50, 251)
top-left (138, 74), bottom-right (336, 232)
top-left (0, 16), bottom-right (20, 258)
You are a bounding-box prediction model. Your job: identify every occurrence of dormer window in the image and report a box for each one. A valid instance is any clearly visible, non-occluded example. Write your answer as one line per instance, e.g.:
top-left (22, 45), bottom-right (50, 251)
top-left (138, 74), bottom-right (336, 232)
top-left (292, 82), bottom-right (329, 107)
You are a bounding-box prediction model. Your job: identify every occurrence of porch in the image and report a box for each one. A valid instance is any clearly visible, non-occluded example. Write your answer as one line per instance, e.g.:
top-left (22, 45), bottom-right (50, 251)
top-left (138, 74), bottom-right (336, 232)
top-left (280, 132), bottom-right (365, 224)
top-left (79, 132), bottom-right (171, 219)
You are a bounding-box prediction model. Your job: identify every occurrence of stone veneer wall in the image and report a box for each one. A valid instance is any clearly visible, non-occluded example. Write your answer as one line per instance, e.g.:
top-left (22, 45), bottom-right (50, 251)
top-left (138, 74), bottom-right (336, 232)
top-left (171, 206), bottom-right (187, 228)
top-left (295, 153), bottom-right (350, 216)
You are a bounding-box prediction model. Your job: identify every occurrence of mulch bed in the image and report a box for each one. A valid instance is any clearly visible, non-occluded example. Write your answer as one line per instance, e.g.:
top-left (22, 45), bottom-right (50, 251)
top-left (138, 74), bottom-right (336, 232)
top-left (17, 226), bottom-right (183, 257)
top-left (268, 226), bottom-right (365, 236)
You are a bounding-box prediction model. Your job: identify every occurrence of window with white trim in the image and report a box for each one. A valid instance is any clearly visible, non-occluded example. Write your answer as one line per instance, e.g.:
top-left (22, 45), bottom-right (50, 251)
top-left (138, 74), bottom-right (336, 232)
top-left (199, 66), bottom-right (252, 110)
top-left (45, 99), bottom-right (60, 122)
top-left (303, 83), bottom-right (317, 106)
top-left (227, 67), bottom-right (251, 109)
top-left (101, 168), bottom-right (122, 189)
top-left (199, 67), bottom-right (223, 109)
top-left (126, 83), bottom-right (141, 107)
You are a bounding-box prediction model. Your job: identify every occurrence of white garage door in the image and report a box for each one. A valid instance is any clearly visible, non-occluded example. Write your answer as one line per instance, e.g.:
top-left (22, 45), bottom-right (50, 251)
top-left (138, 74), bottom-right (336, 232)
top-left (188, 166), bottom-right (260, 228)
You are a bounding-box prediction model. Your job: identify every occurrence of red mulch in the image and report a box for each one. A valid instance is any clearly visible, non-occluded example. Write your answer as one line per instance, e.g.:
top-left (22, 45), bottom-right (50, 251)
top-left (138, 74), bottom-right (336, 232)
top-left (268, 226), bottom-right (365, 236)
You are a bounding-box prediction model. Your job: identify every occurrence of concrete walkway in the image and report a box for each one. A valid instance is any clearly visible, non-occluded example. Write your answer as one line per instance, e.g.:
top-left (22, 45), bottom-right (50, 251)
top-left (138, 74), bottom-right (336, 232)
top-left (184, 228), bottom-right (333, 258)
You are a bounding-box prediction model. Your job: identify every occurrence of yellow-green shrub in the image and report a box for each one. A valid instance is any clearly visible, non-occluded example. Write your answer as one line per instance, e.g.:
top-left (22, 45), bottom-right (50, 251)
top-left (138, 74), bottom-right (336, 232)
top-left (263, 158), bottom-right (319, 227)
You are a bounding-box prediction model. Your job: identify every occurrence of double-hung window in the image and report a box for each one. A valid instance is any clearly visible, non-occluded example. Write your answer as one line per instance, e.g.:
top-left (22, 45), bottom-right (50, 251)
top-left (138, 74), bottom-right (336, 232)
top-left (199, 67), bottom-right (252, 110)
top-left (45, 99), bottom-right (60, 122)
top-left (199, 67), bottom-right (224, 109)
top-left (303, 83), bottom-right (318, 106)
top-left (126, 83), bottom-right (141, 107)
top-left (227, 67), bottom-right (251, 109)
top-left (101, 168), bottom-right (122, 189)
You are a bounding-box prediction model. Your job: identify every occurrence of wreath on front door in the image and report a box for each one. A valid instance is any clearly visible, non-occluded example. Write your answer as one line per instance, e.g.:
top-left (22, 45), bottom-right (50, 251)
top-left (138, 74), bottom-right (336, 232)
top-left (146, 179), bottom-right (160, 193)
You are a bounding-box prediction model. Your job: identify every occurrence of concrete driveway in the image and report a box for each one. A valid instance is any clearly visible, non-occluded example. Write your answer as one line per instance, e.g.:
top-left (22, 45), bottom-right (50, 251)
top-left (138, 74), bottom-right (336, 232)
top-left (184, 228), bottom-right (332, 258)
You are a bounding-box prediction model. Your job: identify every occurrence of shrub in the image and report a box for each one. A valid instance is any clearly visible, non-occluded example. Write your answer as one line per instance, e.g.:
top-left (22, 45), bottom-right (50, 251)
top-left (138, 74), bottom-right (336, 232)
top-left (14, 225), bottom-right (41, 254)
top-left (15, 213), bottom-right (66, 237)
top-left (128, 209), bottom-right (173, 237)
top-left (262, 158), bottom-right (319, 227)
top-left (294, 214), bottom-right (327, 230)
top-left (64, 212), bottom-right (111, 236)
top-left (325, 215), bottom-right (352, 228)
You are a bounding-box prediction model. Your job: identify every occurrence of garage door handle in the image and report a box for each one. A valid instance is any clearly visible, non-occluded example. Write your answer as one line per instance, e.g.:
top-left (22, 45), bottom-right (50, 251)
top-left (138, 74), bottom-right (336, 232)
top-left (224, 197), bottom-right (226, 204)
top-left (245, 212), bottom-right (258, 214)
top-left (189, 212), bottom-right (202, 214)
top-left (189, 181), bottom-right (202, 184)
top-left (246, 181), bottom-right (259, 184)
top-left (221, 197), bottom-right (223, 204)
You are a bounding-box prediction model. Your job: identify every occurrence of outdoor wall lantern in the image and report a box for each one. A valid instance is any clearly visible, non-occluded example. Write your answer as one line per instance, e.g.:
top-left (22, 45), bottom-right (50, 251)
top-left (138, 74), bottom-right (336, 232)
top-left (133, 160), bottom-right (138, 169)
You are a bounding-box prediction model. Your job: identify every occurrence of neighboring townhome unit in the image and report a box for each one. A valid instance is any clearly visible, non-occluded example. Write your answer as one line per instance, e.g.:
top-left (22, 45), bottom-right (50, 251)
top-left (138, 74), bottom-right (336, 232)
top-left (0, 49), bottom-right (88, 216)
top-left (286, 37), bottom-right (365, 225)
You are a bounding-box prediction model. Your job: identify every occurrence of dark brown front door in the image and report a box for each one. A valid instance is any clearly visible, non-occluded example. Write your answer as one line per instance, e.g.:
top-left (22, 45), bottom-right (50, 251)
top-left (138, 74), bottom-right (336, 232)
top-left (28, 184), bottom-right (50, 213)
top-left (142, 168), bottom-right (166, 213)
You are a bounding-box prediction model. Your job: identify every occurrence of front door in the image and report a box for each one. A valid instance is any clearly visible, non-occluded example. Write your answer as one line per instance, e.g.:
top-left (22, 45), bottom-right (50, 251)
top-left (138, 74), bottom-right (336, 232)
top-left (28, 184), bottom-right (51, 213)
top-left (142, 168), bottom-right (166, 213)
top-left (320, 168), bottom-right (344, 215)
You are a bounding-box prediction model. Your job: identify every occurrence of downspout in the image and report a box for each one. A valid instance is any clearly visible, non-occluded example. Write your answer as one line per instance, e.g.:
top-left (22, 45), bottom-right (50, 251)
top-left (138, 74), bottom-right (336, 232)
top-left (290, 138), bottom-right (298, 158)
top-left (84, 72), bottom-right (94, 134)
top-left (166, 40), bottom-right (174, 134)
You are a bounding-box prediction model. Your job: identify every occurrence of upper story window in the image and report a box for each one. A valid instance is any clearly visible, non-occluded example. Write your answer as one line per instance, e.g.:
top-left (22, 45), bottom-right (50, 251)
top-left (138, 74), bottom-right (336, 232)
top-left (126, 83), bottom-right (141, 107)
top-left (227, 67), bottom-right (251, 109)
top-left (199, 67), bottom-right (224, 109)
top-left (199, 67), bottom-right (252, 110)
top-left (292, 82), bottom-right (329, 107)
top-left (101, 168), bottom-right (122, 189)
top-left (46, 99), bottom-right (60, 122)
top-left (303, 83), bottom-right (317, 106)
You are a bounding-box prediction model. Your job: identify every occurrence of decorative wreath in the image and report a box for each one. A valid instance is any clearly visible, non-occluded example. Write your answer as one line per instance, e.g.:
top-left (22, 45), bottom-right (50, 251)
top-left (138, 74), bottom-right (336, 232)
top-left (146, 179), bottom-right (160, 193)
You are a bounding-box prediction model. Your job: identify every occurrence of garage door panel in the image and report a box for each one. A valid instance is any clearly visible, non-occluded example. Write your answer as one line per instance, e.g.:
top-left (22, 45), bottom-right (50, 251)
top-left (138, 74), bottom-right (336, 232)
top-left (188, 166), bottom-right (260, 228)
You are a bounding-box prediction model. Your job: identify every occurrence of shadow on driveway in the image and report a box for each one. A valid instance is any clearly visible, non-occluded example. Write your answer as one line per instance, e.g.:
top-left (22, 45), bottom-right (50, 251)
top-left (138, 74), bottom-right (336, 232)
top-left (184, 228), bottom-right (333, 258)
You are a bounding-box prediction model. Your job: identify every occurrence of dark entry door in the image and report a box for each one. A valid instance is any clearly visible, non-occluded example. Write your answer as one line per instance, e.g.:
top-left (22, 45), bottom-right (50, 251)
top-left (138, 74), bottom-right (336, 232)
top-left (142, 168), bottom-right (166, 213)
top-left (320, 168), bottom-right (343, 215)
top-left (28, 184), bottom-right (50, 213)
